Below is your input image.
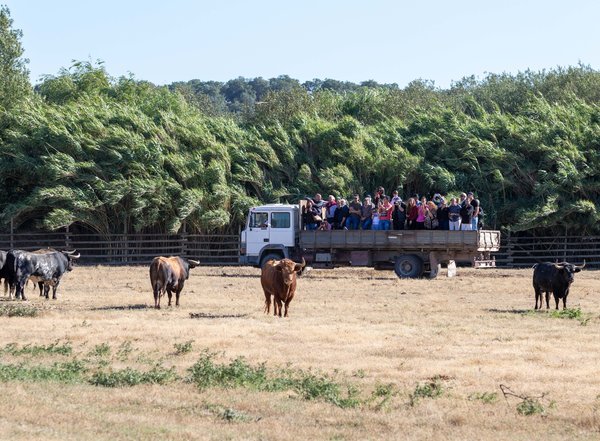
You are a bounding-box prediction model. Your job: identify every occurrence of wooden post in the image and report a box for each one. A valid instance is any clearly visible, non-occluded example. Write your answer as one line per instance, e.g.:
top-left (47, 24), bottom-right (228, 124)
top-left (123, 219), bottom-right (128, 264)
top-left (181, 221), bottom-right (188, 257)
top-left (65, 224), bottom-right (71, 250)
top-left (563, 226), bottom-right (568, 262)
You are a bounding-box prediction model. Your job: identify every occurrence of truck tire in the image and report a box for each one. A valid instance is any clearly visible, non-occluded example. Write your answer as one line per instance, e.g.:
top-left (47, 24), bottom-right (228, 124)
top-left (260, 252), bottom-right (283, 269)
top-left (394, 255), bottom-right (424, 279)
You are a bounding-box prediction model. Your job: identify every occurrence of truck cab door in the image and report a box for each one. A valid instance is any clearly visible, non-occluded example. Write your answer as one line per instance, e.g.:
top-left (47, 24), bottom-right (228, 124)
top-left (246, 211), bottom-right (270, 256)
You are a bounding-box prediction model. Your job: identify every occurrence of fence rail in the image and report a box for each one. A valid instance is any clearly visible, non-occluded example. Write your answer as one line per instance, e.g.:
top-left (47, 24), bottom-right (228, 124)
top-left (0, 232), bottom-right (241, 265)
top-left (496, 234), bottom-right (600, 268)
top-left (2, 231), bottom-right (600, 268)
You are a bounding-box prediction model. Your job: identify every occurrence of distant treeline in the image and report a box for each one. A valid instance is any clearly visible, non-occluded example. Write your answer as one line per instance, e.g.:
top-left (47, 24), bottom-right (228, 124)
top-left (1, 6), bottom-right (600, 236)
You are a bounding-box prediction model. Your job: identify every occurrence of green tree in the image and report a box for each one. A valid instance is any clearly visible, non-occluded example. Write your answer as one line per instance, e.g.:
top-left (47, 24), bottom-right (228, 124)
top-left (0, 5), bottom-right (30, 108)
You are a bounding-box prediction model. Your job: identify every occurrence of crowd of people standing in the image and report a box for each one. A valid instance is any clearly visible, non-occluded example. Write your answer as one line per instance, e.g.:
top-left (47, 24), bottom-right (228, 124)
top-left (302, 187), bottom-right (483, 231)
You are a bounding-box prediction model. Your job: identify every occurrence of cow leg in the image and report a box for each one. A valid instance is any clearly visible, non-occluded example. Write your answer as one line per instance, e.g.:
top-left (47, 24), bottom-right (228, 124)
top-left (44, 285), bottom-right (50, 299)
top-left (153, 285), bottom-right (161, 309)
top-left (167, 289), bottom-right (173, 307)
top-left (534, 285), bottom-right (541, 309)
top-left (175, 287), bottom-right (182, 307)
top-left (554, 294), bottom-right (560, 310)
top-left (545, 291), bottom-right (551, 309)
top-left (275, 298), bottom-right (282, 317)
top-left (284, 300), bottom-right (291, 317)
top-left (263, 291), bottom-right (272, 314)
top-left (51, 281), bottom-right (59, 300)
top-left (563, 290), bottom-right (569, 310)
top-left (38, 281), bottom-right (44, 297)
top-left (17, 279), bottom-right (27, 301)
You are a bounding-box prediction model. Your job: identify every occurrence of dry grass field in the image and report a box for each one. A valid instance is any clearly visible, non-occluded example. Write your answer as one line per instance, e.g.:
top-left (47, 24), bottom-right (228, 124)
top-left (0, 264), bottom-right (599, 440)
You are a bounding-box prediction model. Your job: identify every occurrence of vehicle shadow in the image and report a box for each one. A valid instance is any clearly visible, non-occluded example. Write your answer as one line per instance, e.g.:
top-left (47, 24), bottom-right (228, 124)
top-left (189, 312), bottom-right (248, 319)
top-left (90, 304), bottom-right (149, 311)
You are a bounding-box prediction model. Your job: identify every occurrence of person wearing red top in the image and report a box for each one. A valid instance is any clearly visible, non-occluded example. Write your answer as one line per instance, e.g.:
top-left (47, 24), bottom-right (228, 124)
top-left (406, 197), bottom-right (418, 229)
top-left (377, 196), bottom-right (393, 230)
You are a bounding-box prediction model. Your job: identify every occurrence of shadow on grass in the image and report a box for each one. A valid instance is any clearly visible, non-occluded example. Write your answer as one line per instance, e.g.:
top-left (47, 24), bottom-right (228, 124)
top-left (190, 312), bottom-right (248, 319)
top-left (90, 304), bottom-right (149, 311)
top-left (486, 308), bottom-right (534, 315)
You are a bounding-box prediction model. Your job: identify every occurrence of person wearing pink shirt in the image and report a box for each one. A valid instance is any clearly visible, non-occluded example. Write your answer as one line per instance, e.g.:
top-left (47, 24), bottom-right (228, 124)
top-left (377, 196), bottom-right (393, 230)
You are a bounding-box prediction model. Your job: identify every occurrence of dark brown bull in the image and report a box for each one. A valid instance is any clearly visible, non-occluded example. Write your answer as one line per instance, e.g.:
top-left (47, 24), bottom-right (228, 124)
top-left (149, 256), bottom-right (199, 309)
top-left (261, 258), bottom-right (305, 317)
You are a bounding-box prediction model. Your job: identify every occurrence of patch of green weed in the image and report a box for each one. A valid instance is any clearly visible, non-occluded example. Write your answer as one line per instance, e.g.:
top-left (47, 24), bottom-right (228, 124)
top-left (468, 392), bottom-right (498, 404)
top-left (90, 365), bottom-right (178, 387)
top-left (0, 304), bottom-right (39, 317)
top-left (1, 341), bottom-right (72, 357)
top-left (0, 360), bottom-right (86, 383)
top-left (174, 340), bottom-right (193, 355)
top-left (409, 377), bottom-right (445, 406)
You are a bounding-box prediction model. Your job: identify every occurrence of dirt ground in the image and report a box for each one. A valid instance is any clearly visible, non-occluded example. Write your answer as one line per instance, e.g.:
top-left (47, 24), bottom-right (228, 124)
top-left (0, 264), bottom-right (599, 440)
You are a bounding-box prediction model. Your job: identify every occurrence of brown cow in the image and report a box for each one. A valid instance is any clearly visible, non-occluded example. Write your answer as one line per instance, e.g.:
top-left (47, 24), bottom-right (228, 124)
top-left (149, 256), bottom-right (200, 309)
top-left (261, 258), bottom-right (305, 317)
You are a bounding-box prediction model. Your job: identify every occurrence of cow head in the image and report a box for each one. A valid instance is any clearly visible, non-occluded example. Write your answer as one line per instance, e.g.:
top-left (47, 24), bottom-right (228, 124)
top-left (555, 260), bottom-right (585, 284)
top-left (180, 258), bottom-right (200, 279)
top-left (62, 250), bottom-right (80, 271)
top-left (275, 258), bottom-right (306, 286)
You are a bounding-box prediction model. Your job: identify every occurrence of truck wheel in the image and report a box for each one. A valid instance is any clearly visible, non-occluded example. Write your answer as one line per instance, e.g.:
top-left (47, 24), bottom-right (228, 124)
top-left (260, 253), bottom-right (283, 269)
top-left (394, 255), bottom-right (424, 278)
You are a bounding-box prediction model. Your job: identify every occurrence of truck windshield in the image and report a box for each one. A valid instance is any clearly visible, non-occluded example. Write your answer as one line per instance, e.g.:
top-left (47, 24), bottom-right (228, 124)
top-left (249, 212), bottom-right (269, 228)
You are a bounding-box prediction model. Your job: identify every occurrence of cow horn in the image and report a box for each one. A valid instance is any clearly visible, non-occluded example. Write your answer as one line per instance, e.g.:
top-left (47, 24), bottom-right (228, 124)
top-left (63, 249), bottom-right (77, 254)
top-left (294, 257), bottom-right (306, 273)
top-left (575, 260), bottom-right (586, 270)
top-left (70, 253), bottom-right (81, 259)
top-left (188, 259), bottom-right (200, 267)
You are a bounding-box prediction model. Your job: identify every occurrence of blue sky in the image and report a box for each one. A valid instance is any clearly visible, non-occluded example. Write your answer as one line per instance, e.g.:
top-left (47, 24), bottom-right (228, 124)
top-left (5, 0), bottom-right (600, 88)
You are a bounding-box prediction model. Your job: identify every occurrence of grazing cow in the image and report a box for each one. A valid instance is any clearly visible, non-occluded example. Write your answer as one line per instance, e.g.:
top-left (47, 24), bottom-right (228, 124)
top-left (533, 261), bottom-right (585, 310)
top-left (7, 249), bottom-right (80, 300)
top-left (261, 258), bottom-right (305, 317)
top-left (149, 256), bottom-right (200, 309)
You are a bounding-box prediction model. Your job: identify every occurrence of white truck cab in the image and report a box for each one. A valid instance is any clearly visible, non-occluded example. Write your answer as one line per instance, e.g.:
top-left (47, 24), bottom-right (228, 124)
top-left (240, 204), bottom-right (299, 266)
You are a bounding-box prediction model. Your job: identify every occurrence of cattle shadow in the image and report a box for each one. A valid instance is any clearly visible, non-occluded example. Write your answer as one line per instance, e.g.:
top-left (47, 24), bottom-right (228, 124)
top-left (189, 312), bottom-right (248, 319)
top-left (90, 304), bottom-right (149, 311)
top-left (486, 308), bottom-right (534, 315)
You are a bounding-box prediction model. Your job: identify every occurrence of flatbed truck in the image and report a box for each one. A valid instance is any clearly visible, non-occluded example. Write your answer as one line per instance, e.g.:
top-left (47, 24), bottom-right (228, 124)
top-left (239, 203), bottom-right (500, 278)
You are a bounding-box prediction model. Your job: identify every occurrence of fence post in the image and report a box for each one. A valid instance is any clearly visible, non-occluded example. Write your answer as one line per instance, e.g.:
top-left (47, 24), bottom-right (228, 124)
top-left (181, 221), bottom-right (188, 257)
top-left (506, 231), bottom-right (513, 267)
top-left (65, 225), bottom-right (71, 250)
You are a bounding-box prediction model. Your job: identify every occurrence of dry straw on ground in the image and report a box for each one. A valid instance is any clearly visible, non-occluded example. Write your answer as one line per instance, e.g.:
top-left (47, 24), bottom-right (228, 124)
top-left (0, 264), bottom-right (599, 440)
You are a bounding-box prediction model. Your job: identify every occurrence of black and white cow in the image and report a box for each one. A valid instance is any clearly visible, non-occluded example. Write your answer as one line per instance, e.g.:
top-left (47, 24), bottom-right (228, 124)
top-left (533, 261), bottom-right (585, 310)
top-left (7, 249), bottom-right (80, 300)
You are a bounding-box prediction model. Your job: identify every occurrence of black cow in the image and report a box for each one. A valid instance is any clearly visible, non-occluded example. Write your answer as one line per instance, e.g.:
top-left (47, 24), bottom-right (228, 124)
top-left (7, 249), bottom-right (80, 300)
top-left (533, 261), bottom-right (585, 310)
top-left (0, 251), bottom-right (10, 297)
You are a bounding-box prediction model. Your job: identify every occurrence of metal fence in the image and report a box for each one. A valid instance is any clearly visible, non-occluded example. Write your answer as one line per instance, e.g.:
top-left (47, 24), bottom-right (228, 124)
top-left (0, 232), bottom-right (240, 265)
top-left (495, 233), bottom-right (600, 268)
top-left (2, 231), bottom-right (599, 268)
